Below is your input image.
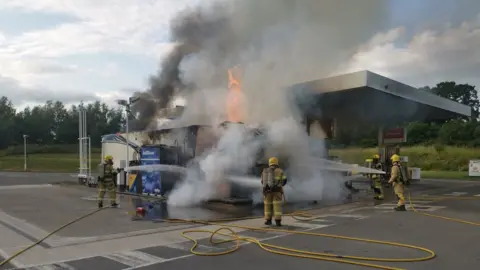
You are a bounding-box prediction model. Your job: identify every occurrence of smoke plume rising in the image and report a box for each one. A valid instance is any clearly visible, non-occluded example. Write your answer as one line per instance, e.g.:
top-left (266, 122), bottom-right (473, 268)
top-left (130, 0), bottom-right (390, 129)
top-left (148, 0), bottom-right (390, 205)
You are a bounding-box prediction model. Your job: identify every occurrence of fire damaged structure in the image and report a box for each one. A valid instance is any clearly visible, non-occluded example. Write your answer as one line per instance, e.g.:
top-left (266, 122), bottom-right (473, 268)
top-left (104, 70), bottom-right (471, 201)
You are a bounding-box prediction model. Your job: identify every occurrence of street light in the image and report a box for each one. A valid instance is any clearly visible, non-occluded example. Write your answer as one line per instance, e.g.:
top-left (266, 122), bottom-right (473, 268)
top-left (116, 97), bottom-right (140, 184)
top-left (23, 134), bottom-right (28, 171)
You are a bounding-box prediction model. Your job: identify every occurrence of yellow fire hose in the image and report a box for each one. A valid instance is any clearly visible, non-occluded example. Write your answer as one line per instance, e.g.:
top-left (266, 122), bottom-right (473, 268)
top-left (1, 193), bottom-right (479, 269)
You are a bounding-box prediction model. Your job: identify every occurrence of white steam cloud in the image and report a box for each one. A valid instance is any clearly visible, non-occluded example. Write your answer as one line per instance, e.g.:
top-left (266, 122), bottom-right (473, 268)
top-left (163, 0), bottom-right (390, 206)
top-left (168, 124), bottom-right (263, 206)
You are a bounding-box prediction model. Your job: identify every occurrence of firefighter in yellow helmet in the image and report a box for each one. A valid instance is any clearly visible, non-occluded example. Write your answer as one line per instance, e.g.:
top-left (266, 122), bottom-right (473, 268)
top-left (98, 155), bottom-right (118, 208)
top-left (261, 157), bottom-right (287, 226)
top-left (371, 154), bottom-right (384, 200)
top-left (388, 154), bottom-right (406, 211)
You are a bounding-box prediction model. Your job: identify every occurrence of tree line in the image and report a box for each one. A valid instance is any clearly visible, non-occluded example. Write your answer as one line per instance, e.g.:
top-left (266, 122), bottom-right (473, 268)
top-left (0, 80), bottom-right (478, 153)
top-left (0, 97), bottom-right (124, 150)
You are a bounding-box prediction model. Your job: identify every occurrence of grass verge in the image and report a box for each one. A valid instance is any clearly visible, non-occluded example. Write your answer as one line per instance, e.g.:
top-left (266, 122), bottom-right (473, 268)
top-left (0, 153), bottom-right (101, 173)
top-left (331, 145), bottom-right (480, 172)
top-left (1, 146), bottom-right (480, 181)
top-left (420, 170), bottom-right (480, 180)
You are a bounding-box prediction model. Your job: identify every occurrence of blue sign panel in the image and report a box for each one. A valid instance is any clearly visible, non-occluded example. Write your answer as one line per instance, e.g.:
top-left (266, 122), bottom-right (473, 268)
top-left (141, 147), bottom-right (160, 160)
top-left (140, 146), bottom-right (162, 195)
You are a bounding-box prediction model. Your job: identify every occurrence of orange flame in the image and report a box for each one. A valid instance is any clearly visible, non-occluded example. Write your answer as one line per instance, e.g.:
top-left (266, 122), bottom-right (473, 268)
top-left (226, 67), bottom-right (245, 122)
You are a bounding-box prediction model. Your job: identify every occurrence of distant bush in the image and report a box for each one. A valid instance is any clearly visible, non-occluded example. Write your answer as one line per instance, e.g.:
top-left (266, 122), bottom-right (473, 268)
top-left (4, 144), bottom-right (102, 156)
top-left (331, 146), bottom-right (480, 171)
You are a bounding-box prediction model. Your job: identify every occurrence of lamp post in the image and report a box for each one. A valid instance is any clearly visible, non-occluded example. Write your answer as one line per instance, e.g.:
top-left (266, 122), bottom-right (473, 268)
top-left (116, 97), bottom-right (140, 184)
top-left (23, 134), bottom-right (28, 171)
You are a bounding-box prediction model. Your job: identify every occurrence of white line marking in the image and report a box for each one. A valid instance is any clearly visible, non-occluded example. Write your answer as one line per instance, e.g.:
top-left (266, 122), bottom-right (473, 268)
top-left (103, 250), bottom-right (165, 267)
top-left (123, 223), bottom-right (334, 269)
top-left (327, 214), bottom-right (368, 219)
top-left (168, 243), bottom-right (191, 251)
top-left (0, 247), bottom-right (25, 268)
top-left (0, 184), bottom-right (52, 190)
top-left (25, 265), bottom-right (58, 270)
top-left (474, 194), bottom-right (480, 197)
top-left (443, 192), bottom-right (467, 196)
top-left (373, 204), bottom-right (446, 212)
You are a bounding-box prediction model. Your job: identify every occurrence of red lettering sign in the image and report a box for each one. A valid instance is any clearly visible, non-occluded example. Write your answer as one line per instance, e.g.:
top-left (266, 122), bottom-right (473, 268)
top-left (382, 128), bottom-right (407, 143)
top-left (383, 128), bottom-right (404, 139)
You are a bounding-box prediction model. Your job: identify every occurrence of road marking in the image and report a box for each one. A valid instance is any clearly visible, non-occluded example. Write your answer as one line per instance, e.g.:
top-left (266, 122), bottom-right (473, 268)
top-left (0, 247), bottom-right (25, 268)
top-left (289, 222), bottom-right (332, 230)
top-left (103, 250), bottom-right (165, 267)
top-left (443, 192), bottom-right (467, 196)
top-left (374, 203), bottom-right (446, 212)
top-left (124, 222), bottom-right (335, 269)
top-left (327, 214), bottom-right (368, 219)
top-left (0, 184), bottom-right (52, 190)
top-left (474, 194), bottom-right (480, 197)
top-left (23, 265), bottom-right (63, 270)
top-left (403, 200), bottom-right (435, 204)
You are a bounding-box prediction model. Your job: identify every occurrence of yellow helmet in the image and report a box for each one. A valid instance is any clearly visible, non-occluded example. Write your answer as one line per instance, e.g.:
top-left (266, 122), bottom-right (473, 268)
top-left (268, 157), bottom-right (278, 166)
top-left (390, 154), bottom-right (400, 162)
top-left (104, 155), bottom-right (113, 161)
top-left (373, 154), bottom-right (380, 159)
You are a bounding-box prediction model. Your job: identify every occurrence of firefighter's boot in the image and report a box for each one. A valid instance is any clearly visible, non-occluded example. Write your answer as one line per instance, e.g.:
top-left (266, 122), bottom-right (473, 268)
top-left (111, 203), bottom-right (119, 208)
top-left (394, 205), bottom-right (406, 211)
top-left (98, 201), bottom-right (103, 208)
top-left (264, 219), bottom-right (272, 225)
top-left (275, 220), bottom-right (282, 227)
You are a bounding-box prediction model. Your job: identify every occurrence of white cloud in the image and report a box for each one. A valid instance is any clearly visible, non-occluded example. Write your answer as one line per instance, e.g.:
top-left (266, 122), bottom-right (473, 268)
top-left (0, 0), bottom-right (191, 58)
top-left (1, 0), bottom-right (480, 108)
top-left (0, 0), bottom-right (192, 89)
top-left (0, 75), bottom-right (97, 106)
top-left (340, 14), bottom-right (480, 87)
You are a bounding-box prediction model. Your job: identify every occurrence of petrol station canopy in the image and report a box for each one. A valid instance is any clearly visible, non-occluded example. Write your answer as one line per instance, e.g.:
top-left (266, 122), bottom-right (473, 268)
top-left (291, 70), bottom-right (472, 126)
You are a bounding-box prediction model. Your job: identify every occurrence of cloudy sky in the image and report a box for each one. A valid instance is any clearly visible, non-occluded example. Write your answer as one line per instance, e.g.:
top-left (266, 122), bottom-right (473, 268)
top-left (0, 0), bottom-right (479, 109)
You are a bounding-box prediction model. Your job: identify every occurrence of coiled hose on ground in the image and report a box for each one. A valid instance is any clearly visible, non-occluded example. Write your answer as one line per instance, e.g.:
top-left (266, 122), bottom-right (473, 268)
top-left (0, 191), bottom-right (479, 270)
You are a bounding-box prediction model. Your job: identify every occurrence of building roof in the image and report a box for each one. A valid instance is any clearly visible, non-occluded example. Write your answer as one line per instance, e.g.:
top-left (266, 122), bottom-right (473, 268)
top-left (290, 70), bottom-right (472, 124)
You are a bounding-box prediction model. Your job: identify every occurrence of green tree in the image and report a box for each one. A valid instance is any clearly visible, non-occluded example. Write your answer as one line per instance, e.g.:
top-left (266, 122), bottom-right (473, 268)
top-left (428, 82), bottom-right (479, 118)
top-left (0, 96), bottom-right (17, 149)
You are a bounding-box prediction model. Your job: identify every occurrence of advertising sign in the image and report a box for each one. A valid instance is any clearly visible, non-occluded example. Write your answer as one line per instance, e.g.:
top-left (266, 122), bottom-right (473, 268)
top-left (468, 160), bottom-right (480, 177)
top-left (140, 147), bottom-right (162, 195)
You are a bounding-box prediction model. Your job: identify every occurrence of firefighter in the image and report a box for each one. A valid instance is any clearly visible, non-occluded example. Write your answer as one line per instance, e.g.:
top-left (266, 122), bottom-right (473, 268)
top-left (261, 157), bottom-right (287, 226)
top-left (98, 155), bottom-right (118, 208)
top-left (371, 154), bottom-right (384, 200)
top-left (388, 154), bottom-right (406, 211)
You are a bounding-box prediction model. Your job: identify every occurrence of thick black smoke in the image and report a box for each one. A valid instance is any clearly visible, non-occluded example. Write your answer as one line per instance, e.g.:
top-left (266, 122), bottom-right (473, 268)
top-left (130, 3), bottom-right (235, 131)
top-left (130, 0), bottom-right (390, 130)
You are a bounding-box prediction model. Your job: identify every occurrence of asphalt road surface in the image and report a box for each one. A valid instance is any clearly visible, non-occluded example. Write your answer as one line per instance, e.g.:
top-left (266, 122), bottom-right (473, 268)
top-left (0, 172), bottom-right (76, 186)
top-left (0, 174), bottom-right (479, 270)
